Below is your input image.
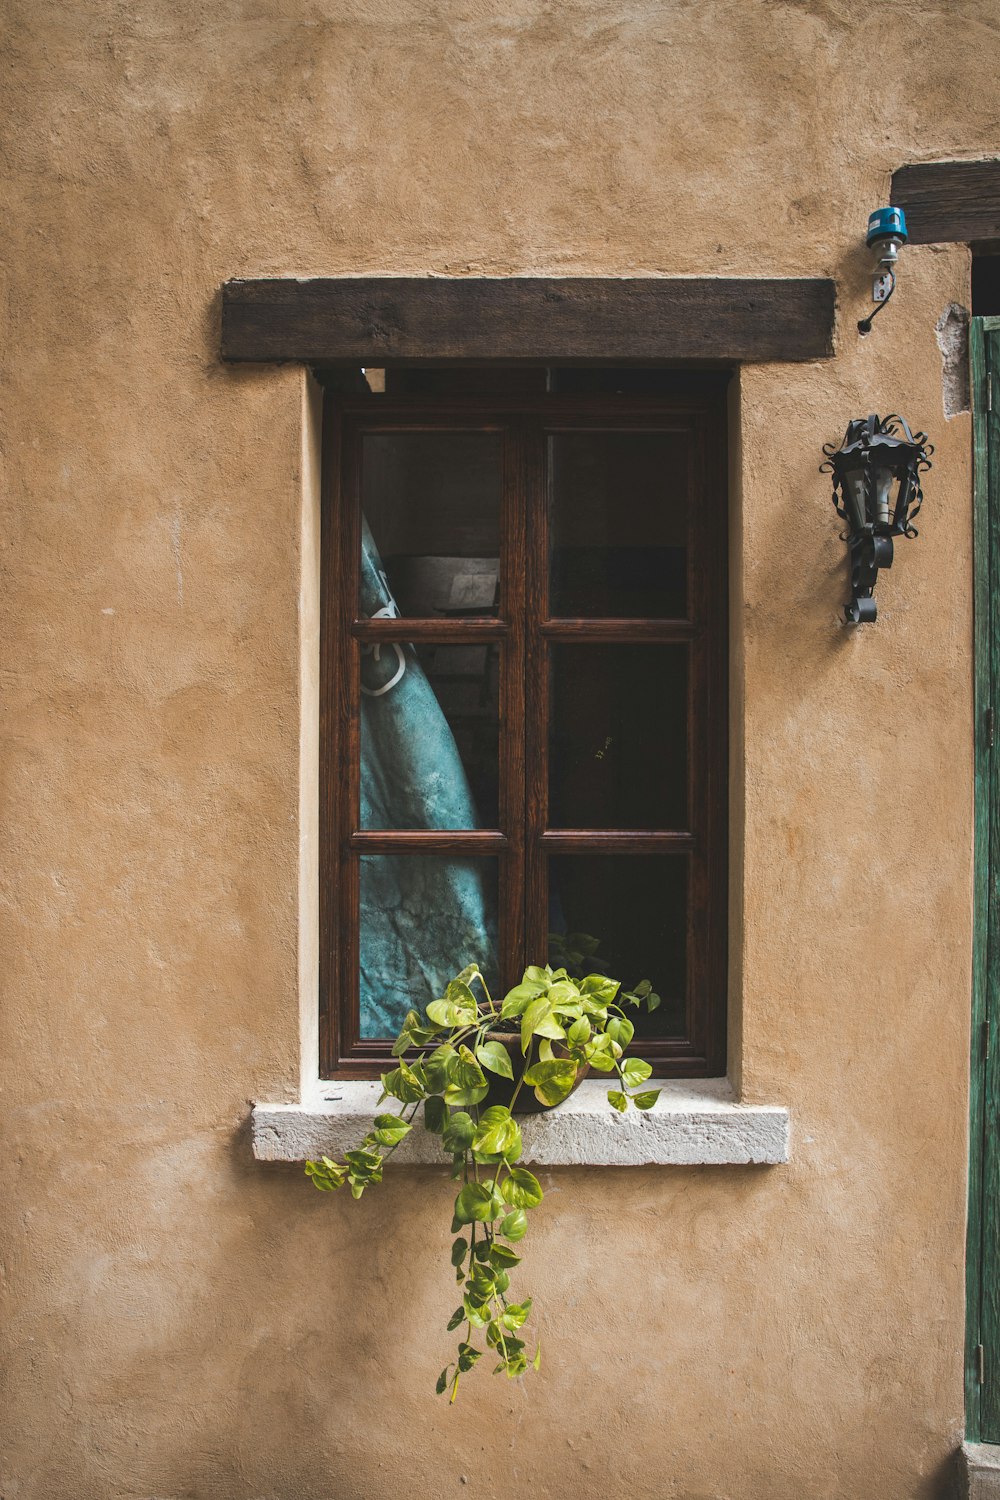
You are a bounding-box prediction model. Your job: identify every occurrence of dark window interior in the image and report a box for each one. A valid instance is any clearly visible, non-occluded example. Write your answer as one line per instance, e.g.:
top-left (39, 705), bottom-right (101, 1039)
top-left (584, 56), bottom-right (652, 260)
top-left (973, 247), bottom-right (1000, 316)
top-left (320, 368), bottom-right (730, 1078)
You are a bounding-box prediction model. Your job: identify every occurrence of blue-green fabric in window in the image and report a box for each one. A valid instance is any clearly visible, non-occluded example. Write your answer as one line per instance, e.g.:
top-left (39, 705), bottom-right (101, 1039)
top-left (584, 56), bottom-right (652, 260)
top-left (358, 519), bottom-right (498, 1037)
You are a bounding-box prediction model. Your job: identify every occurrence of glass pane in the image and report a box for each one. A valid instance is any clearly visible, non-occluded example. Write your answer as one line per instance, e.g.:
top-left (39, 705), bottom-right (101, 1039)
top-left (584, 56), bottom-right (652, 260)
top-left (548, 431), bottom-right (689, 617)
top-left (548, 855), bottom-right (687, 1039)
top-left (549, 645), bottom-right (688, 829)
top-left (361, 432), bottom-right (501, 618)
top-left (360, 641), bottom-right (499, 829)
top-left (359, 855), bottom-right (499, 1040)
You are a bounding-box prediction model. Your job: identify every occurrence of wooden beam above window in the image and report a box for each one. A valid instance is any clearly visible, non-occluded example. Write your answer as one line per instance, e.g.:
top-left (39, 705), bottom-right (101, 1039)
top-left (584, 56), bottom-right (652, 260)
top-left (890, 160), bottom-right (1000, 244)
top-left (221, 276), bottom-right (835, 364)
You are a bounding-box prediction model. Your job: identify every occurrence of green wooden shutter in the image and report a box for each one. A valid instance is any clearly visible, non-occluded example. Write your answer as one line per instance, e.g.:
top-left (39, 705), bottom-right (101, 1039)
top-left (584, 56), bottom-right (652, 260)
top-left (969, 316), bottom-right (1000, 1440)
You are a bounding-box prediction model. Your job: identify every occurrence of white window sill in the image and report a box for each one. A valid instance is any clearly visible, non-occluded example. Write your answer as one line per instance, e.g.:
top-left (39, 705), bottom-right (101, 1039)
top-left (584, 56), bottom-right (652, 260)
top-left (252, 1078), bottom-right (789, 1167)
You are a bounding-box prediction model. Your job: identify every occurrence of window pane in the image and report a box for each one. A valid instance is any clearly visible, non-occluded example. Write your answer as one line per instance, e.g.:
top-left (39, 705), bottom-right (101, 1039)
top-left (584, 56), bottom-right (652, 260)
top-left (361, 432), bottom-right (501, 618)
top-left (548, 431), bottom-right (689, 617)
top-left (360, 641), bottom-right (499, 829)
top-left (548, 855), bottom-right (687, 1038)
top-left (359, 855), bottom-right (499, 1039)
top-left (548, 645), bottom-right (688, 829)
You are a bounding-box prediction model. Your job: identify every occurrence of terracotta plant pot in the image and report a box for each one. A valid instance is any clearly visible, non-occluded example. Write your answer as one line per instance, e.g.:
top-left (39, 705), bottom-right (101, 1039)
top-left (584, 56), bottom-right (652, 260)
top-left (482, 1030), bottom-right (589, 1115)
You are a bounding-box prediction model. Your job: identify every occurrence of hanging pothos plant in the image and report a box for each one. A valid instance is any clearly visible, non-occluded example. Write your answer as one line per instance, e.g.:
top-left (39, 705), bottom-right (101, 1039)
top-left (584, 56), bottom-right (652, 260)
top-left (305, 960), bottom-right (661, 1402)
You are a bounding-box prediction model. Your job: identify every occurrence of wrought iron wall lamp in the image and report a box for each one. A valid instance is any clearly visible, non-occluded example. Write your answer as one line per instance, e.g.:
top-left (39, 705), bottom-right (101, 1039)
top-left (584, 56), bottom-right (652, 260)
top-left (821, 414), bottom-right (933, 623)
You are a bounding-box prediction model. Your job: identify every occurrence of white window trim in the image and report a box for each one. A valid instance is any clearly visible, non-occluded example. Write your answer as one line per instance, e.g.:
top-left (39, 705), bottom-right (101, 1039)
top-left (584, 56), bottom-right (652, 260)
top-left (250, 371), bottom-right (790, 1170)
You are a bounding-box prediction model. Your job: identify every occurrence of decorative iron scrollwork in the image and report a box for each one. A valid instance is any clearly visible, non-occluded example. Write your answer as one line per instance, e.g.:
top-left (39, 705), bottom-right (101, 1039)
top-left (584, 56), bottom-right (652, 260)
top-left (821, 414), bottom-right (933, 624)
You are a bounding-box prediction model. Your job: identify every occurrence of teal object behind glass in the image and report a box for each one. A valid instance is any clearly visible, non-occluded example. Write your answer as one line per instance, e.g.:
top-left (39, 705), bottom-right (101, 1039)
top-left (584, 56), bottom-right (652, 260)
top-left (358, 519), bottom-right (498, 1037)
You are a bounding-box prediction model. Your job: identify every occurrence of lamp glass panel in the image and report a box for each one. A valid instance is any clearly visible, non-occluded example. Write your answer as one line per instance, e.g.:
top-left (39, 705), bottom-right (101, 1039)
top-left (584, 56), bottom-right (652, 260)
top-left (846, 470), bottom-right (867, 530)
top-left (872, 465), bottom-right (894, 527)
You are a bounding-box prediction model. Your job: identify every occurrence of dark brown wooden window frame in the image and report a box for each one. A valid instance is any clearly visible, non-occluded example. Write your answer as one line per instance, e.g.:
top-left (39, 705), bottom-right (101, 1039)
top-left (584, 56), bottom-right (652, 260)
top-left (319, 381), bottom-right (729, 1080)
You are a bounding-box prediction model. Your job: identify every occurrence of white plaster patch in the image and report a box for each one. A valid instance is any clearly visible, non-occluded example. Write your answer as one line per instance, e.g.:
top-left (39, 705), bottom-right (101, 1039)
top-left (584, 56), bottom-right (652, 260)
top-left (936, 301), bottom-right (971, 418)
top-left (252, 1078), bottom-right (790, 1167)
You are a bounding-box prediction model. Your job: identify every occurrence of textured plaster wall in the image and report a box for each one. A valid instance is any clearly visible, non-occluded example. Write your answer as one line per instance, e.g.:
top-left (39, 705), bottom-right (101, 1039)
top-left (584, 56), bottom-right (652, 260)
top-left (2, 2), bottom-right (997, 1497)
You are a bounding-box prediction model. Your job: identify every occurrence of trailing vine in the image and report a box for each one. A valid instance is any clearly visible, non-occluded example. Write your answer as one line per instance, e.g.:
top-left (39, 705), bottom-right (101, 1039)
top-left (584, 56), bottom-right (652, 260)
top-left (306, 961), bottom-right (661, 1400)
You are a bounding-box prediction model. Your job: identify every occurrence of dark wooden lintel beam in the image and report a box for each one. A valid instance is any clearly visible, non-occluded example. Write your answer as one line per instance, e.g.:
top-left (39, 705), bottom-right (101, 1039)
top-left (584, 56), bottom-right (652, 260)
top-left (221, 276), bottom-right (835, 365)
top-left (891, 160), bottom-right (1000, 245)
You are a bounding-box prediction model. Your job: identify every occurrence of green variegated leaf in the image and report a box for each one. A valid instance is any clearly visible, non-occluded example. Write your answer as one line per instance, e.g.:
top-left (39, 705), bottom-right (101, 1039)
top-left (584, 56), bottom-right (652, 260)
top-left (442, 1111), bottom-right (475, 1153)
top-left (546, 979), bottom-right (580, 1007)
top-left (523, 1058), bottom-right (576, 1106)
top-left (424, 1095), bottom-right (448, 1134)
top-left (344, 1147), bottom-right (382, 1173)
top-left (501, 1166), bottom-right (543, 1208)
top-left (501, 1297), bottom-right (532, 1331)
top-left (443, 1046), bottom-right (489, 1107)
top-left (426, 997), bottom-right (476, 1028)
top-left (443, 1078), bottom-right (490, 1108)
top-left (471, 1105), bottom-right (522, 1164)
top-left (606, 1015), bottom-right (635, 1049)
top-left (520, 996), bottom-right (552, 1053)
top-left (446, 978), bottom-right (479, 1010)
top-left (567, 1016), bottom-right (591, 1046)
top-left (391, 1008), bottom-right (440, 1056)
top-left (633, 1090), bottom-right (661, 1110)
top-left (500, 1208), bottom-right (528, 1241)
top-left (447, 1306), bottom-right (465, 1331)
top-left (451, 1237), bottom-right (468, 1267)
top-left (581, 973), bottom-right (620, 1002)
top-left (488, 1243), bottom-right (521, 1268)
top-left (454, 1182), bottom-right (502, 1225)
top-left (467, 1262), bottom-right (497, 1301)
top-left (500, 981), bottom-right (544, 1019)
top-left (464, 1296), bottom-right (492, 1328)
top-left (475, 1040), bottom-right (514, 1079)
top-left (304, 1157), bottom-right (347, 1191)
top-left (421, 1044), bottom-right (457, 1095)
top-left (379, 1059), bottom-right (424, 1103)
top-left (608, 1089), bottom-right (628, 1112)
top-left (622, 1058), bottom-right (653, 1087)
top-left (372, 1113), bottom-right (411, 1146)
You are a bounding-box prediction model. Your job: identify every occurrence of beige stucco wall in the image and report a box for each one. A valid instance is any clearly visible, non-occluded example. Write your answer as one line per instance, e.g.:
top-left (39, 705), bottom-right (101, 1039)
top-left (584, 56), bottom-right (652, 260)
top-left (3, 2), bottom-right (997, 1496)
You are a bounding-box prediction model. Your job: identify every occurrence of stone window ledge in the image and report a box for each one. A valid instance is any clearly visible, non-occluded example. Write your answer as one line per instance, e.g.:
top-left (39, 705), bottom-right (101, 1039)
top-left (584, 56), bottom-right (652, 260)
top-left (252, 1078), bottom-right (789, 1167)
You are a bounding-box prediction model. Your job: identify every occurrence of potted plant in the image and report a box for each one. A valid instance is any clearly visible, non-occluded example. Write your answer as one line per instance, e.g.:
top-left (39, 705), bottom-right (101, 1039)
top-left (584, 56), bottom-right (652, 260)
top-left (305, 958), bottom-right (662, 1401)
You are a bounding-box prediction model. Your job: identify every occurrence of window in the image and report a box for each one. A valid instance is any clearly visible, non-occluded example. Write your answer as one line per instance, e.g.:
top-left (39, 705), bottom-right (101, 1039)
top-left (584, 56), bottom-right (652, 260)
top-left (320, 368), bottom-right (728, 1078)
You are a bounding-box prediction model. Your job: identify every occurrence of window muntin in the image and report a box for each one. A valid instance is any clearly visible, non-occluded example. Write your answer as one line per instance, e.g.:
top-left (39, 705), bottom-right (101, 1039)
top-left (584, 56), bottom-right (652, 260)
top-left (321, 383), bottom-right (728, 1078)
